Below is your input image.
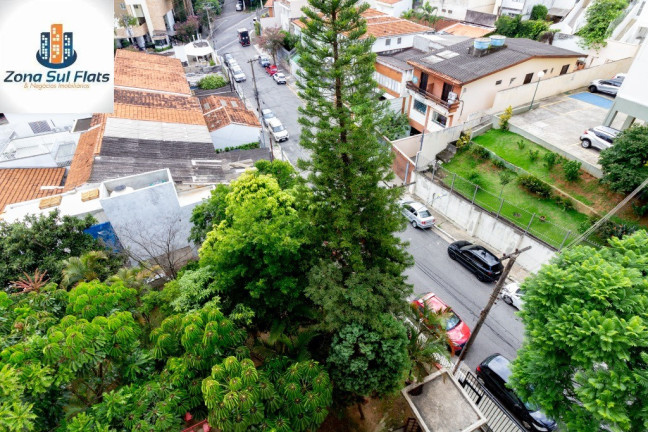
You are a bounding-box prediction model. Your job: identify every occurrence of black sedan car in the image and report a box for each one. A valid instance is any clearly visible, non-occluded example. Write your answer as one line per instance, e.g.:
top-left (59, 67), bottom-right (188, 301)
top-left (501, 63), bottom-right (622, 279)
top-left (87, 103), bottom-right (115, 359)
top-left (447, 240), bottom-right (503, 282)
top-left (477, 354), bottom-right (556, 431)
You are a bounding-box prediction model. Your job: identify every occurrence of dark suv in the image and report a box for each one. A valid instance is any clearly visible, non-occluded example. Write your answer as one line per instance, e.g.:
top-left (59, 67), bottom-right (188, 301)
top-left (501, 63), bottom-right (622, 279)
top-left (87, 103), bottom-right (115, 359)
top-left (447, 241), bottom-right (503, 282)
top-left (477, 354), bottom-right (556, 431)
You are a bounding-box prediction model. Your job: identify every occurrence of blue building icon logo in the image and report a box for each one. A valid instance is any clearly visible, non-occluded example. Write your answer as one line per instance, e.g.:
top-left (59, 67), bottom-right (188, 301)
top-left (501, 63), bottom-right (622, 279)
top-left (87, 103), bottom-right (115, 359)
top-left (36, 24), bottom-right (77, 69)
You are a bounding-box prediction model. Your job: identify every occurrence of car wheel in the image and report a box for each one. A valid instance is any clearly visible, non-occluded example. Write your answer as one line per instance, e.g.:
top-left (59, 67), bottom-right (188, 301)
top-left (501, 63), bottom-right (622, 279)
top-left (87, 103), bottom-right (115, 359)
top-left (411, 220), bottom-right (418, 228)
top-left (503, 295), bottom-right (513, 305)
top-left (448, 250), bottom-right (457, 260)
top-left (581, 139), bottom-right (591, 148)
top-left (588, 85), bottom-right (597, 93)
top-left (476, 273), bottom-right (489, 282)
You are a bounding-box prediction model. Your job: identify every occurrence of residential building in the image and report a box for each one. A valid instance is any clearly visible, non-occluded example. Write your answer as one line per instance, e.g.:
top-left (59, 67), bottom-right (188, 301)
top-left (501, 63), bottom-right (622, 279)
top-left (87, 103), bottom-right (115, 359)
top-left (114, 0), bottom-right (175, 48)
top-left (437, 11), bottom-right (496, 37)
top-left (201, 96), bottom-right (261, 150)
top-left (275, 0), bottom-right (309, 31)
top-left (499, 0), bottom-right (575, 19)
top-left (404, 37), bottom-right (581, 131)
top-left (367, 0), bottom-right (413, 18)
top-left (604, 42), bottom-right (648, 130)
top-left (0, 114), bottom-right (92, 169)
top-left (0, 168), bottom-right (66, 212)
top-left (425, 0), bottom-right (497, 21)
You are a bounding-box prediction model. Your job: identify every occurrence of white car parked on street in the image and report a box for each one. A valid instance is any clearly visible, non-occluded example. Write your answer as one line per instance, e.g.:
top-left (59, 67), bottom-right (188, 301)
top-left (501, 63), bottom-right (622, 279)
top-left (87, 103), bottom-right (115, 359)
top-left (267, 118), bottom-right (289, 142)
top-left (501, 282), bottom-right (524, 310)
top-left (400, 200), bottom-right (435, 229)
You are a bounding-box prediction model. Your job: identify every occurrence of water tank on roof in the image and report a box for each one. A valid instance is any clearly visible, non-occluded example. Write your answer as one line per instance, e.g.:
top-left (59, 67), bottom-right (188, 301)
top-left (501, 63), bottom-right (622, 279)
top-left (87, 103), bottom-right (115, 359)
top-left (110, 185), bottom-right (135, 197)
top-left (474, 38), bottom-right (491, 50)
top-left (490, 35), bottom-right (506, 47)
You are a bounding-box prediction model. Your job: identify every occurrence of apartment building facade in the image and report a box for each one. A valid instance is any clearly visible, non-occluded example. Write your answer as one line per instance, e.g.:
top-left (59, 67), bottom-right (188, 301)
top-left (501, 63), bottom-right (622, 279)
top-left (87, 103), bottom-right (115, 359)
top-left (114, 0), bottom-right (176, 48)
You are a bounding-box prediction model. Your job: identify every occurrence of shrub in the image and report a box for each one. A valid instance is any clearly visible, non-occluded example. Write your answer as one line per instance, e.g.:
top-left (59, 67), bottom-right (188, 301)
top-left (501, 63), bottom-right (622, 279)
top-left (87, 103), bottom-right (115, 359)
top-left (543, 152), bottom-right (558, 171)
top-left (456, 129), bottom-right (472, 150)
top-left (499, 106), bottom-right (513, 130)
top-left (516, 139), bottom-right (526, 150)
top-left (632, 201), bottom-right (648, 217)
top-left (554, 196), bottom-right (575, 211)
top-left (467, 170), bottom-right (484, 187)
top-left (518, 174), bottom-right (553, 198)
top-left (563, 160), bottom-right (582, 182)
top-left (214, 142), bottom-right (260, 153)
top-left (209, 59), bottom-right (215, 66)
top-left (530, 4), bottom-right (548, 20)
top-left (154, 45), bottom-right (173, 52)
top-left (492, 158), bottom-right (507, 169)
top-left (471, 145), bottom-right (491, 161)
top-left (198, 74), bottom-right (228, 89)
top-left (528, 149), bottom-right (540, 163)
top-left (254, 21), bottom-right (261, 36)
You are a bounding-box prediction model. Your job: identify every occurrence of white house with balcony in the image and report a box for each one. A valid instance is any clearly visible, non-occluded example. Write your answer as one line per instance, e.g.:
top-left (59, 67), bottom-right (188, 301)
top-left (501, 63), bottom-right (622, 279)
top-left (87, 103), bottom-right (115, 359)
top-left (114, 0), bottom-right (175, 48)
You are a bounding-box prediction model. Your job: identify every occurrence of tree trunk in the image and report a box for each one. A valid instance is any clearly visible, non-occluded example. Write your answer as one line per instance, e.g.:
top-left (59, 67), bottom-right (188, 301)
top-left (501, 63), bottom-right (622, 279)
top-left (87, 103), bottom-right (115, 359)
top-left (357, 401), bottom-right (365, 420)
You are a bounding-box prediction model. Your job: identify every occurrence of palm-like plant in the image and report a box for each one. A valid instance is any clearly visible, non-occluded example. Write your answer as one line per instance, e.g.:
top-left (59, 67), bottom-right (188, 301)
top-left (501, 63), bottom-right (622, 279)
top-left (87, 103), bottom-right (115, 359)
top-left (415, 2), bottom-right (441, 29)
top-left (404, 302), bottom-right (454, 383)
top-left (253, 320), bottom-right (318, 362)
top-left (61, 250), bottom-right (108, 288)
top-left (107, 266), bottom-right (157, 290)
top-left (10, 269), bottom-right (49, 294)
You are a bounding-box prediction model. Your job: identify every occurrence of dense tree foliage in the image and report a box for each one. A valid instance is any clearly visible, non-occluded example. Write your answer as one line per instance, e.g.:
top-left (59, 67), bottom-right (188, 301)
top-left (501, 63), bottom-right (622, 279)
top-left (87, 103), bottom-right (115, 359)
top-left (530, 4), bottom-right (548, 20)
top-left (576, 0), bottom-right (629, 48)
top-left (600, 125), bottom-right (648, 194)
top-left (189, 184), bottom-right (231, 245)
top-left (510, 230), bottom-right (648, 431)
top-left (0, 211), bottom-right (117, 290)
top-left (199, 170), bottom-right (313, 329)
top-left (494, 15), bottom-right (551, 40)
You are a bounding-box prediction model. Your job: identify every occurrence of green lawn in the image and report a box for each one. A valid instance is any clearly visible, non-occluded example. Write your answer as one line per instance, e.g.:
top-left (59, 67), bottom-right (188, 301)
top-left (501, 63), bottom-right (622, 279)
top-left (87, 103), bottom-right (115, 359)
top-left (441, 148), bottom-right (590, 248)
top-left (471, 130), bottom-right (622, 211)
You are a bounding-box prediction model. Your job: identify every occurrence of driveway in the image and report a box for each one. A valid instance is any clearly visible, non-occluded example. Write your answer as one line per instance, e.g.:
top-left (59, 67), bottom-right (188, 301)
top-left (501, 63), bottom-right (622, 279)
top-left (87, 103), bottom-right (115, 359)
top-left (211, 8), bottom-right (309, 166)
top-left (509, 90), bottom-right (624, 176)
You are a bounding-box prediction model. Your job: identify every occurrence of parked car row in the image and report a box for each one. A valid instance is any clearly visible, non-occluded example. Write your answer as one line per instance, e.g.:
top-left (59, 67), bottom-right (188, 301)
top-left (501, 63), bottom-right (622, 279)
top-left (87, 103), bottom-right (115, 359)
top-left (223, 54), bottom-right (247, 82)
top-left (261, 108), bottom-right (289, 142)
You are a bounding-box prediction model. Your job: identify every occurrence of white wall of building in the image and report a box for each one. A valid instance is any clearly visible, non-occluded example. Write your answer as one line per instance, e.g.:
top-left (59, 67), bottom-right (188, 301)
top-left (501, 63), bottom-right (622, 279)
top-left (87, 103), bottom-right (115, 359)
top-left (209, 124), bottom-right (260, 150)
top-left (427, 0), bottom-right (497, 20)
top-left (372, 33), bottom-right (418, 52)
top-left (552, 34), bottom-right (639, 67)
top-left (369, 0), bottom-right (413, 17)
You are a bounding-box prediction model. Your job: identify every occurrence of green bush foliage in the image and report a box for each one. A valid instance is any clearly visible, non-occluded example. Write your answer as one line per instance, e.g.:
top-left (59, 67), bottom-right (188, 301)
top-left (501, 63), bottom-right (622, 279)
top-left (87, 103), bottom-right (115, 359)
top-left (516, 139), bottom-right (526, 150)
top-left (576, 0), bottom-right (629, 48)
top-left (517, 174), bottom-right (553, 198)
top-left (528, 149), bottom-right (540, 163)
top-left (543, 152), bottom-right (558, 171)
top-left (214, 142), bottom-right (260, 153)
top-left (471, 145), bottom-right (491, 161)
top-left (198, 74), bottom-right (228, 89)
top-left (495, 14), bottom-right (550, 40)
top-left (530, 4), bottom-right (548, 20)
top-left (600, 125), bottom-right (648, 193)
top-left (563, 160), bottom-right (582, 182)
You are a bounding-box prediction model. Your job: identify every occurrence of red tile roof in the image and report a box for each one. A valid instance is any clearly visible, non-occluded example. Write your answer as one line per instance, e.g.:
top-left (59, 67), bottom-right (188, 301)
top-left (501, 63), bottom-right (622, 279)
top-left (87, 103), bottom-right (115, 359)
top-left (65, 114), bottom-right (107, 191)
top-left (0, 168), bottom-right (66, 212)
top-left (293, 9), bottom-right (430, 37)
top-left (200, 95), bottom-right (261, 131)
top-left (443, 23), bottom-right (493, 38)
top-left (114, 49), bottom-right (191, 95)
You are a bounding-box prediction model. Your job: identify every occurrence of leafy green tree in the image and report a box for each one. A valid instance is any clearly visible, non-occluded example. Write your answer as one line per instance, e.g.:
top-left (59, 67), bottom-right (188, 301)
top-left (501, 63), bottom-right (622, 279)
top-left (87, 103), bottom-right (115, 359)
top-left (404, 303), bottom-right (451, 383)
top-left (510, 230), bottom-right (648, 431)
top-left (259, 26), bottom-right (286, 65)
top-left (600, 125), bottom-right (648, 194)
top-left (494, 15), bottom-right (550, 40)
top-left (0, 211), bottom-right (109, 289)
top-left (297, 0), bottom-right (413, 332)
top-left (200, 171), bottom-right (313, 329)
top-left (0, 364), bottom-right (37, 432)
top-left (415, 2), bottom-right (440, 28)
top-left (576, 0), bottom-right (628, 48)
top-left (327, 315), bottom-right (409, 404)
top-left (202, 356), bottom-right (332, 431)
top-left (66, 280), bottom-right (137, 320)
top-left (530, 4), bottom-right (548, 20)
top-left (189, 184), bottom-right (231, 245)
top-left (173, 15), bottom-right (200, 43)
top-left (166, 265), bottom-right (219, 313)
top-left (254, 159), bottom-right (297, 189)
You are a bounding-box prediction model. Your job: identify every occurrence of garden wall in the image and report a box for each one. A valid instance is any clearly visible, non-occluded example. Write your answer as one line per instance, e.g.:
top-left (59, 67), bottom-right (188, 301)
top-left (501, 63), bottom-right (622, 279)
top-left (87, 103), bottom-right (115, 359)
top-left (489, 57), bottom-right (633, 114)
top-left (412, 172), bottom-right (556, 274)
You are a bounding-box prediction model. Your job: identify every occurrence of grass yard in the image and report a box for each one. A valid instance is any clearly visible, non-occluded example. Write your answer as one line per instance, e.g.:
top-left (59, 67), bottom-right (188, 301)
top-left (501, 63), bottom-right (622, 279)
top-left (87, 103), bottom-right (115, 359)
top-left (441, 148), bottom-right (590, 248)
top-left (472, 130), bottom-right (624, 213)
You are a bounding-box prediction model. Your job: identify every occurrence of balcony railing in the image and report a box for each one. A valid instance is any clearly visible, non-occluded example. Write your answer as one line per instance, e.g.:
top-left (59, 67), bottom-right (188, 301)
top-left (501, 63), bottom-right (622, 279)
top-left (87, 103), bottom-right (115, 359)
top-left (406, 81), bottom-right (459, 110)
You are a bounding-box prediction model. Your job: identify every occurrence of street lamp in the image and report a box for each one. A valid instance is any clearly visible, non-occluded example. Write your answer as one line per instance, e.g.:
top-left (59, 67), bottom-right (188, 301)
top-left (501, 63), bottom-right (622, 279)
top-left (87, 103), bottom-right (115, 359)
top-left (528, 70), bottom-right (545, 111)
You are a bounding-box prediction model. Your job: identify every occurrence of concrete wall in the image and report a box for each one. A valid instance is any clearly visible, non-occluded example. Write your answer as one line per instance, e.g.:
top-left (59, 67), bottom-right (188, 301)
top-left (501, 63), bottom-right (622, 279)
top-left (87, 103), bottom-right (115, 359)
top-left (210, 124), bottom-right (260, 150)
top-left (552, 35), bottom-right (639, 67)
top-left (489, 57), bottom-right (634, 113)
top-left (0, 153), bottom-right (57, 168)
top-left (427, 0), bottom-right (497, 20)
top-left (460, 56), bottom-right (580, 124)
top-left (372, 34), bottom-right (417, 53)
top-left (369, 0), bottom-right (413, 17)
top-left (413, 173), bottom-right (556, 273)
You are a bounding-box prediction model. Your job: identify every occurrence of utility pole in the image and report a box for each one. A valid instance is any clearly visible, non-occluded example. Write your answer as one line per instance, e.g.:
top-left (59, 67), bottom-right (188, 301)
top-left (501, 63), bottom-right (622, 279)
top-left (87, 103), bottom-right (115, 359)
top-left (452, 245), bottom-right (532, 374)
top-left (204, 6), bottom-right (213, 41)
top-left (247, 58), bottom-right (273, 161)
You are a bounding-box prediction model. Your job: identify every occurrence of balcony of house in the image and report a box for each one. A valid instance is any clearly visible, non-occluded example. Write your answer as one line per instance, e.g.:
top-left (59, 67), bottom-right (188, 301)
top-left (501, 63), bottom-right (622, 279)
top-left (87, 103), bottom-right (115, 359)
top-left (406, 81), bottom-right (459, 113)
top-left (115, 18), bottom-right (148, 38)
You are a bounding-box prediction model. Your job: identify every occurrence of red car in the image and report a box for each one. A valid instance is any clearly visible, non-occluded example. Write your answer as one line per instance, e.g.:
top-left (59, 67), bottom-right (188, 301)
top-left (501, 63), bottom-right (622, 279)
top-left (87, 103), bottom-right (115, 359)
top-left (411, 292), bottom-right (471, 354)
top-left (265, 64), bottom-right (278, 76)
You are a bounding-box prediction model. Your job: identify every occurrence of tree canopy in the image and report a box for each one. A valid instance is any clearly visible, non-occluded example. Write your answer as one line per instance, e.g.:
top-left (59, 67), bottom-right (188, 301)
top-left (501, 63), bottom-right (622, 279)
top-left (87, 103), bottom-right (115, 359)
top-left (576, 0), bottom-right (629, 48)
top-left (510, 230), bottom-right (648, 431)
top-left (530, 4), bottom-right (548, 20)
top-left (494, 15), bottom-right (551, 40)
top-left (600, 125), bottom-right (648, 194)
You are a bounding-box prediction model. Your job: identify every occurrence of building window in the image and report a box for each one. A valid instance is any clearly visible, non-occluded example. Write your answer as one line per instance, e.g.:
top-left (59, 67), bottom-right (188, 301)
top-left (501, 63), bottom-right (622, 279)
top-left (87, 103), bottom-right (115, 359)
top-left (442, 8), bottom-right (446, 12)
top-left (397, 37), bottom-right (402, 44)
top-left (432, 111), bottom-right (447, 126)
top-left (560, 64), bottom-right (569, 75)
top-left (495, 80), bottom-right (502, 85)
top-left (385, 38), bottom-right (391, 46)
top-left (509, 77), bottom-right (516, 85)
top-left (543, 69), bottom-right (548, 75)
top-left (447, 9), bottom-right (452, 13)
top-left (119, 2), bottom-right (126, 9)
top-left (523, 72), bottom-right (533, 84)
top-left (413, 99), bottom-right (427, 114)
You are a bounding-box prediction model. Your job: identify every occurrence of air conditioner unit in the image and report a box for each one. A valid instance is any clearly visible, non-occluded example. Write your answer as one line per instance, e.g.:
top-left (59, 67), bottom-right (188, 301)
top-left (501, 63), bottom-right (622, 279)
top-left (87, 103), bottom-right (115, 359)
top-left (447, 91), bottom-right (457, 102)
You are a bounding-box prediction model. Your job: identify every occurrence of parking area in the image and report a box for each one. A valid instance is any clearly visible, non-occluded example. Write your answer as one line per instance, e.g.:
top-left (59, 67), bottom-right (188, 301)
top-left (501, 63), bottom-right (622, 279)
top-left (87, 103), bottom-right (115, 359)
top-left (509, 89), bottom-right (625, 175)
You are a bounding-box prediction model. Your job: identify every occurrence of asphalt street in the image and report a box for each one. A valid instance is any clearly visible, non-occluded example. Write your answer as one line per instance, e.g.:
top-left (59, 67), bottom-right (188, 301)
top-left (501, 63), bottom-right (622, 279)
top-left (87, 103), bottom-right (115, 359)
top-left (210, 1), bottom-right (309, 165)
top-left (209, 7), bottom-right (525, 370)
top-left (400, 224), bottom-right (525, 370)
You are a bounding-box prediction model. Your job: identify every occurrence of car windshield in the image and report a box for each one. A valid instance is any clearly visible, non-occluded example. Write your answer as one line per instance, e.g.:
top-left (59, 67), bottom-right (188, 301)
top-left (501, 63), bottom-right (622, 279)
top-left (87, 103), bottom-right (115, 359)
top-left (418, 209), bottom-right (431, 218)
top-left (524, 400), bottom-right (540, 412)
top-left (263, 112), bottom-right (274, 119)
top-left (446, 313), bottom-right (460, 331)
top-left (272, 124), bottom-right (285, 132)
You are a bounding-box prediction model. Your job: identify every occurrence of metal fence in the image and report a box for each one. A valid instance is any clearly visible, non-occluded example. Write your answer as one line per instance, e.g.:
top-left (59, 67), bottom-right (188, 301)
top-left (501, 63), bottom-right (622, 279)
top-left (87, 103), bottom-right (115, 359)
top-left (431, 165), bottom-right (600, 250)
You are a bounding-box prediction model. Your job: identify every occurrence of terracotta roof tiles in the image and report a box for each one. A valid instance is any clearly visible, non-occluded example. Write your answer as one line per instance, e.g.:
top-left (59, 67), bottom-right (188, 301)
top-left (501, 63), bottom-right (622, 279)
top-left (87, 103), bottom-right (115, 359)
top-left (64, 114), bottom-right (106, 191)
top-left (200, 95), bottom-right (260, 131)
top-left (0, 168), bottom-right (66, 212)
top-left (443, 23), bottom-right (493, 38)
top-left (114, 49), bottom-right (191, 95)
